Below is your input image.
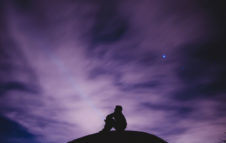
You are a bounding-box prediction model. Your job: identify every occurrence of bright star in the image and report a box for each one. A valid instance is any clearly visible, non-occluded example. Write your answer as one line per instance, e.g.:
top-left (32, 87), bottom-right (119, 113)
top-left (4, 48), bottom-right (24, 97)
top-left (162, 54), bottom-right (166, 59)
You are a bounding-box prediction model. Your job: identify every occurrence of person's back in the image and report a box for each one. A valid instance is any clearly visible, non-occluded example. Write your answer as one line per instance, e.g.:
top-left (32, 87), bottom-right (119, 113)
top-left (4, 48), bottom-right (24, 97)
top-left (114, 111), bottom-right (127, 131)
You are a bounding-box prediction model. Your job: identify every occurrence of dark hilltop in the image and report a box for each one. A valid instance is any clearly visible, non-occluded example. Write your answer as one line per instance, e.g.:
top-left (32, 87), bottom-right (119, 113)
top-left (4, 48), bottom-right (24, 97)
top-left (68, 131), bottom-right (167, 143)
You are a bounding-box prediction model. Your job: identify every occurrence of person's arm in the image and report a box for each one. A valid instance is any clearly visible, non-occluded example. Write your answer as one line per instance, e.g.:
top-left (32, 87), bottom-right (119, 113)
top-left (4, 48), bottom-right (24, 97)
top-left (105, 113), bottom-right (114, 121)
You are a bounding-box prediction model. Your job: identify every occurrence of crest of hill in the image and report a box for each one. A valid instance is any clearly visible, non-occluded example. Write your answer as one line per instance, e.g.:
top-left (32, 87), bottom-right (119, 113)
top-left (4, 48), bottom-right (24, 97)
top-left (68, 131), bottom-right (167, 143)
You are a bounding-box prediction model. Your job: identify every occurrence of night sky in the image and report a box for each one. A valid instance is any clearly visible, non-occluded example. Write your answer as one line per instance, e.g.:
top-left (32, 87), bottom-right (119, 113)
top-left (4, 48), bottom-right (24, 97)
top-left (0, 0), bottom-right (226, 143)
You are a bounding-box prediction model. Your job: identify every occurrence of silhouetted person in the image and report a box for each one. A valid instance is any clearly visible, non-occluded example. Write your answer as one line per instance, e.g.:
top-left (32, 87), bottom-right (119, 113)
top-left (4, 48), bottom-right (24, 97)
top-left (100, 105), bottom-right (127, 132)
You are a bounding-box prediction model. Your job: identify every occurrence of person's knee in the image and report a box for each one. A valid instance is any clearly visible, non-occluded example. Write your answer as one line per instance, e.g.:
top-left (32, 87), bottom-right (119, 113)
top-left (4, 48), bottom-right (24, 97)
top-left (106, 117), bottom-right (116, 124)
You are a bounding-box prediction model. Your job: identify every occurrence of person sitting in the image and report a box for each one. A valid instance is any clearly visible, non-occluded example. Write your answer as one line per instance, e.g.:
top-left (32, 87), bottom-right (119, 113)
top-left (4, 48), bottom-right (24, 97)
top-left (100, 105), bottom-right (127, 132)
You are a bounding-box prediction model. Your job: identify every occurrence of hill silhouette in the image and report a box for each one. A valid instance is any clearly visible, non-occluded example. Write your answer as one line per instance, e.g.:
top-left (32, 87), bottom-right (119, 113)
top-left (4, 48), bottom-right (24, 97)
top-left (68, 131), bottom-right (167, 143)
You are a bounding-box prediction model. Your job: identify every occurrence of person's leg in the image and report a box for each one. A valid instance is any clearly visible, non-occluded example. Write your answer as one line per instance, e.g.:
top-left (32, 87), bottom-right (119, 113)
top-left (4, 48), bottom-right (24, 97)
top-left (101, 118), bottom-right (115, 132)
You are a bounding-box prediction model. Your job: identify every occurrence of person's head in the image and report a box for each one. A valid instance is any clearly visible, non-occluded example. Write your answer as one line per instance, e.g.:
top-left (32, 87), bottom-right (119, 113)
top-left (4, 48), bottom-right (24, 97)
top-left (114, 105), bottom-right (123, 113)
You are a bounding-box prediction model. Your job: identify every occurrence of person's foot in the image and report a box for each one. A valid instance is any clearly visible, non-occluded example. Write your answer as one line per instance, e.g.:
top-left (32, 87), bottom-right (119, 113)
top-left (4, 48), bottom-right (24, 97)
top-left (98, 129), bottom-right (109, 134)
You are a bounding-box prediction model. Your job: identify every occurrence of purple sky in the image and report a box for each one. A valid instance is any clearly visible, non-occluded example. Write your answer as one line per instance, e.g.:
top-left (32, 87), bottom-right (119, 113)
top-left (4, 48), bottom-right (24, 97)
top-left (1, 0), bottom-right (226, 143)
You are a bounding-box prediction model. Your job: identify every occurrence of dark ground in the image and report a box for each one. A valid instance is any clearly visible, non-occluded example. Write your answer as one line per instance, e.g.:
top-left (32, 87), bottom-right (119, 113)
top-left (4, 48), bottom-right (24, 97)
top-left (68, 131), bottom-right (167, 143)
